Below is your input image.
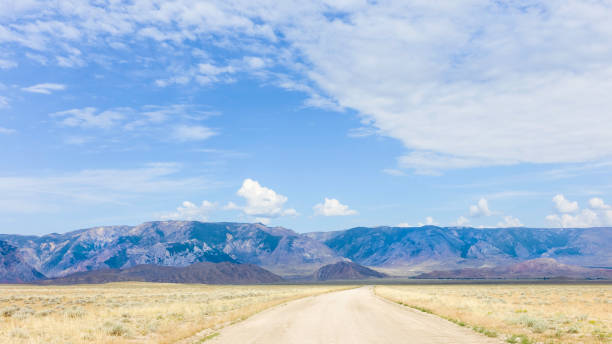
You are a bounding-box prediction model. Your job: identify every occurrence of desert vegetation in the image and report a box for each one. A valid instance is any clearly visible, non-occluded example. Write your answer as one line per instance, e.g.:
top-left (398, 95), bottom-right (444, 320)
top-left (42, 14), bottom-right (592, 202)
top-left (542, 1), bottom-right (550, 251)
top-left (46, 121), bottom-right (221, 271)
top-left (375, 284), bottom-right (611, 344)
top-left (0, 282), bottom-right (349, 344)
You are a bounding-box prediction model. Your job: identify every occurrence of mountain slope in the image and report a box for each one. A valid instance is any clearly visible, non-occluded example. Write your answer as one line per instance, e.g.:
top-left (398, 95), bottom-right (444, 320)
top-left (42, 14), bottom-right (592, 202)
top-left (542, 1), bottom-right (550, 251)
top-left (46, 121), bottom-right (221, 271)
top-left (39, 261), bottom-right (283, 285)
top-left (312, 261), bottom-right (387, 281)
top-left (416, 258), bottom-right (612, 279)
top-left (0, 240), bottom-right (45, 283)
top-left (319, 226), bottom-right (612, 273)
top-left (0, 221), bottom-right (342, 278)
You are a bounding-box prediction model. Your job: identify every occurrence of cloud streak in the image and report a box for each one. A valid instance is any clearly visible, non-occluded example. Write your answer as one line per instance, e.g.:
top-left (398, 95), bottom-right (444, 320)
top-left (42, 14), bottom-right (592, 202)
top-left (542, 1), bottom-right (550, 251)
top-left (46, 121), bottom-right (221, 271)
top-left (22, 83), bottom-right (66, 94)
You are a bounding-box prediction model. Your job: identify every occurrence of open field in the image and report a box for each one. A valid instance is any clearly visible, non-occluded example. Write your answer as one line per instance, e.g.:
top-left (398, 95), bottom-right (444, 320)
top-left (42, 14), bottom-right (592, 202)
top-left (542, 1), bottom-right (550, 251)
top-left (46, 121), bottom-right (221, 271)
top-left (375, 284), bottom-right (611, 344)
top-left (0, 283), bottom-right (350, 344)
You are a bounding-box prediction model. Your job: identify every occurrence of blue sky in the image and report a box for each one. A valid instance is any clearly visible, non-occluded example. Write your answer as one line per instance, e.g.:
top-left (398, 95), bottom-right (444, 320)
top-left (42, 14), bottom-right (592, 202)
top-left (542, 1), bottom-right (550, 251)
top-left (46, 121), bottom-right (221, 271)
top-left (1, 1), bottom-right (612, 234)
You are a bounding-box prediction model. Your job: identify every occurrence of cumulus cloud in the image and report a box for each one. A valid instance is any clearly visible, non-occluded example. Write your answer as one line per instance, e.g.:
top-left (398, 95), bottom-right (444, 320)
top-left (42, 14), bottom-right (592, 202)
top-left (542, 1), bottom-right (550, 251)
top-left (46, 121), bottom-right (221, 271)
top-left (552, 194), bottom-right (579, 213)
top-left (172, 125), bottom-right (217, 142)
top-left (22, 83), bottom-right (66, 94)
top-left (313, 198), bottom-right (357, 216)
top-left (418, 216), bottom-right (437, 226)
top-left (161, 200), bottom-right (216, 221)
top-left (397, 216), bottom-right (437, 227)
top-left (497, 216), bottom-right (524, 228)
top-left (469, 198), bottom-right (493, 217)
top-left (546, 195), bottom-right (612, 228)
top-left (453, 216), bottom-right (470, 226)
top-left (227, 178), bottom-right (297, 220)
top-left (589, 197), bottom-right (611, 210)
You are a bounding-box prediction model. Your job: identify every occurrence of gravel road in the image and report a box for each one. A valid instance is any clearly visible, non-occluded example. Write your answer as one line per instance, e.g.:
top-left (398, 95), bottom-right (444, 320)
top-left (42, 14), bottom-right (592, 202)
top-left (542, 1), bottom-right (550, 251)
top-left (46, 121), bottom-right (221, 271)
top-left (209, 286), bottom-right (502, 344)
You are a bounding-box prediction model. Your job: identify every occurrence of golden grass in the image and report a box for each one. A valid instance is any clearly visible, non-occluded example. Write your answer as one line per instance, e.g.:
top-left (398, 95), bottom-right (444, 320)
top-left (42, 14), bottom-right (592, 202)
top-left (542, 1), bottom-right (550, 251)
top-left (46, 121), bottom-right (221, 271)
top-left (375, 284), bottom-right (611, 344)
top-left (0, 283), bottom-right (350, 344)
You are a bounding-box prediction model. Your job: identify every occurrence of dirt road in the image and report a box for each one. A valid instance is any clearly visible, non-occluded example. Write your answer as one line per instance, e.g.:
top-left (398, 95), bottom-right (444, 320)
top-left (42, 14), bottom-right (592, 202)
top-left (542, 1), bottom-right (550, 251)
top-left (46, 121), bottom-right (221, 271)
top-left (209, 287), bottom-right (502, 344)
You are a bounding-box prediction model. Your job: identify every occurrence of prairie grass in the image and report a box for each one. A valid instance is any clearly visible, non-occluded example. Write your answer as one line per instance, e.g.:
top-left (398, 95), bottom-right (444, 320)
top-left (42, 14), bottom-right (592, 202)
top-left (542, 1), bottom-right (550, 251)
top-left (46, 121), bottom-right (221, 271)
top-left (375, 284), bottom-right (611, 344)
top-left (0, 283), bottom-right (349, 344)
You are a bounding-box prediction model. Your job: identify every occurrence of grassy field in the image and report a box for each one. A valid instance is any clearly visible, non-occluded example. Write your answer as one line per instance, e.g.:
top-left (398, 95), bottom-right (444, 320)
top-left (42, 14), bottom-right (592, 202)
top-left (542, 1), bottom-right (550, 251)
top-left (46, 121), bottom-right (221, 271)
top-left (0, 283), bottom-right (349, 344)
top-left (375, 284), bottom-right (611, 344)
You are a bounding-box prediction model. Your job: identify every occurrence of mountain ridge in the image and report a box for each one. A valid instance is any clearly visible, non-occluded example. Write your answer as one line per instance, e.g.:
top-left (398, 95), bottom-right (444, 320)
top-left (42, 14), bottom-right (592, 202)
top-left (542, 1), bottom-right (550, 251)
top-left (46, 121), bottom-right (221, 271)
top-left (38, 261), bottom-right (283, 285)
top-left (1, 221), bottom-right (611, 283)
top-left (416, 258), bottom-right (612, 279)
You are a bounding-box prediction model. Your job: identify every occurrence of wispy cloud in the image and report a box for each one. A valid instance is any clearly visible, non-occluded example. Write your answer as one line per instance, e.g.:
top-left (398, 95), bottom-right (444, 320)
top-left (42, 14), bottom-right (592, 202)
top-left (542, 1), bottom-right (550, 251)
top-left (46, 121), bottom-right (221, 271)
top-left (0, 127), bottom-right (16, 135)
top-left (22, 83), bottom-right (66, 94)
top-left (0, 163), bottom-right (214, 213)
top-left (172, 125), bottom-right (217, 142)
top-left (0, 59), bottom-right (17, 69)
top-left (51, 107), bottom-right (124, 129)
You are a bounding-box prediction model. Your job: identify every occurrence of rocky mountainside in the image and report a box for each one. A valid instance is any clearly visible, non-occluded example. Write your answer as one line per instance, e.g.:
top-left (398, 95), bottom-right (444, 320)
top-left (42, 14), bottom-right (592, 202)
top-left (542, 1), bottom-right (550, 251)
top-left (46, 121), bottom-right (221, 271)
top-left (1, 222), bottom-right (611, 282)
top-left (316, 226), bottom-right (612, 274)
top-left (0, 240), bottom-right (45, 283)
top-left (416, 258), bottom-right (612, 279)
top-left (312, 261), bottom-right (387, 281)
top-left (0, 221), bottom-right (342, 278)
top-left (39, 261), bottom-right (283, 285)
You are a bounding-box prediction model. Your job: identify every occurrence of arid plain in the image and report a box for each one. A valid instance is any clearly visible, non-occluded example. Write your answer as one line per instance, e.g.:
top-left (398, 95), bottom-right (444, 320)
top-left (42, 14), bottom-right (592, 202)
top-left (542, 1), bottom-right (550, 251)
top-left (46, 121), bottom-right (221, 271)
top-left (1, 283), bottom-right (609, 344)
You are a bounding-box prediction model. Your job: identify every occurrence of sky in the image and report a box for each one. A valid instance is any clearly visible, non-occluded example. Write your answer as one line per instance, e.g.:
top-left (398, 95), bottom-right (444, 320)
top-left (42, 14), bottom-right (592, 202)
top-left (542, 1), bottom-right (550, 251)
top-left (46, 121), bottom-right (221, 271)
top-left (1, 0), bottom-right (612, 234)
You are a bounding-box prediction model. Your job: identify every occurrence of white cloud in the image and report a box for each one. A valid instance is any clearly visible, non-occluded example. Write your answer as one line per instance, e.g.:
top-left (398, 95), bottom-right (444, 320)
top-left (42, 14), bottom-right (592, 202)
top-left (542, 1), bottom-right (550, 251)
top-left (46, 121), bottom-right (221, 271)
top-left (49, 105), bottom-right (218, 145)
top-left (469, 198), bottom-right (492, 217)
top-left (0, 163), bottom-right (213, 213)
top-left (172, 125), bottom-right (217, 142)
top-left (589, 197), bottom-right (611, 210)
top-left (453, 216), bottom-right (470, 226)
top-left (398, 217), bottom-right (438, 227)
top-left (313, 198), bottom-right (357, 216)
top-left (0, 96), bottom-right (8, 108)
top-left (52, 107), bottom-right (125, 129)
top-left (22, 83), bottom-right (66, 94)
top-left (0, 59), bottom-right (16, 69)
top-left (0, 127), bottom-right (16, 135)
top-left (552, 194), bottom-right (579, 213)
top-left (418, 216), bottom-right (437, 227)
top-left (3, 1), bottom-right (612, 174)
top-left (382, 168), bottom-right (406, 177)
top-left (161, 200), bottom-right (216, 221)
top-left (497, 215), bottom-right (524, 228)
top-left (228, 178), bottom-right (297, 220)
top-left (546, 196), bottom-right (612, 227)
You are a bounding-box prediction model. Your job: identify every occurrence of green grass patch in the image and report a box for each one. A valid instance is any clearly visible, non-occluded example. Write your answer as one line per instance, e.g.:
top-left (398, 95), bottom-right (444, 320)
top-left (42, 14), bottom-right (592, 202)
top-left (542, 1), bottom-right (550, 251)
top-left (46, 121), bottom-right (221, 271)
top-left (198, 332), bottom-right (219, 343)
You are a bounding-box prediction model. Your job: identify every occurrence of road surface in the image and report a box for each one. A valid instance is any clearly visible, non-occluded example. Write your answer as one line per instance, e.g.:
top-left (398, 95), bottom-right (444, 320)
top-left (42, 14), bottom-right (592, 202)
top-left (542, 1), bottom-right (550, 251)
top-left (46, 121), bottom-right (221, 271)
top-left (208, 287), bottom-right (501, 344)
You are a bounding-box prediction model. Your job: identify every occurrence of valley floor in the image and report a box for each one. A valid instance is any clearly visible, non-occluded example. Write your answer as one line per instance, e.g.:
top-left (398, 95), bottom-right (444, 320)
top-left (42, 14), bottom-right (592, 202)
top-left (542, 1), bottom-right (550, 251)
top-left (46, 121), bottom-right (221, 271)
top-left (1, 283), bottom-right (609, 344)
top-left (375, 284), bottom-right (611, 344)
top-left (0, 283), bottom-right (347, 343)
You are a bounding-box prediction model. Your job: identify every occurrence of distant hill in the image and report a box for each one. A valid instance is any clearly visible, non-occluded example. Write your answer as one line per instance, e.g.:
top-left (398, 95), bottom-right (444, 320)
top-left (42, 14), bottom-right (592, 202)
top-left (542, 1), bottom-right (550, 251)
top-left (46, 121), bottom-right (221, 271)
top-left (316, 226), bottom-right (612, 274)
top-left (312, 261), bottom-right (387, 281)
top-left (0, 221), bottom-right (342, 278)
top-left (416, 258), bottom-right (612, 279)
top-left (0, 240), bottom-right (45, 283)
top-left (39, 261), bottom-right (283, 285)
top-left (1, 222), bottom-right (611, 281)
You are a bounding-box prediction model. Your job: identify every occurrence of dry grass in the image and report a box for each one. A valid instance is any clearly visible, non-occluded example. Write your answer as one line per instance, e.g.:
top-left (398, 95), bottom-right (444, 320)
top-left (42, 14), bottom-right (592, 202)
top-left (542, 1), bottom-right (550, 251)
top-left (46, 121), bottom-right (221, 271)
top-left (375, 284), bottom-right (611, 344)
top-left (0, 283), bottom-right (350, 344)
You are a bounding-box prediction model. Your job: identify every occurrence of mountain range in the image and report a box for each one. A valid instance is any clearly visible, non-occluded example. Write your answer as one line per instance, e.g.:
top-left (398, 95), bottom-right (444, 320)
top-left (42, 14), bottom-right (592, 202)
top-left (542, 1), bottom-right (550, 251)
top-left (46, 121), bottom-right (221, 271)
top-left (416, 258), bottom-right (612, 279)
top-left (0, 221), bottom-right (611, 283)
top-left (38, 261), bottom-right (283, 285)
